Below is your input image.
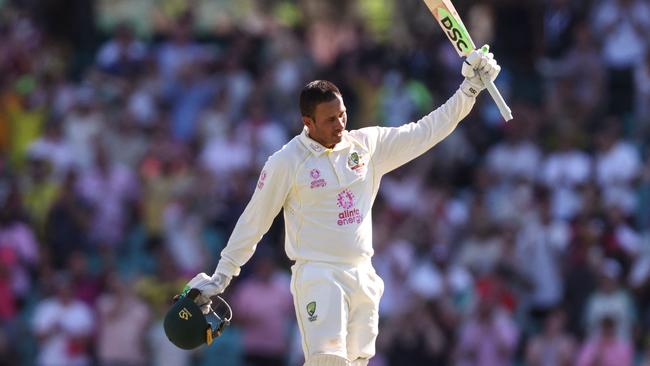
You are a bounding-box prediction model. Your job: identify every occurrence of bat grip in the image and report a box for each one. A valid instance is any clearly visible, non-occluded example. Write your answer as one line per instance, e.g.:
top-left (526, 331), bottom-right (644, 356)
top-left (485, 80), bottom-right (513, 121)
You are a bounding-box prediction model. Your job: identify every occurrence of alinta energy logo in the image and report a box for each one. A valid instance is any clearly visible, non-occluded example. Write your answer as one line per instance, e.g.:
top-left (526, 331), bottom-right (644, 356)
top-left (336, 189), bottom-right (362, 226)
top-left (309, 168), bottom-right (326, 189)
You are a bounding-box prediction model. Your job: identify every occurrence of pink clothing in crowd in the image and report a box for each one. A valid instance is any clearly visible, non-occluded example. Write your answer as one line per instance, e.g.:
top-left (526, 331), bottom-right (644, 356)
top-left (456, 309), bottom-right (519, 366)
top-left (97, 294), bottom-right (150, 365)
top-left (233, 273), bottom-right (293, 357)
top-left (576, 337), bottom-right (633, 366)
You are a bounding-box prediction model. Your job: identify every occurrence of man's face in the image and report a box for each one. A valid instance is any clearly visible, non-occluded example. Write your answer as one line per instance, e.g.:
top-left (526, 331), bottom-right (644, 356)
top-left (303, 94), bottom-right (347, 149)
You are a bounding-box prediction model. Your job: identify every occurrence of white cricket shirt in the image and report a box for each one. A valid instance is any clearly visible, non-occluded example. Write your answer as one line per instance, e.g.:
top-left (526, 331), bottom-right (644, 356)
top-left (216, 89), bottom-right (475, 277)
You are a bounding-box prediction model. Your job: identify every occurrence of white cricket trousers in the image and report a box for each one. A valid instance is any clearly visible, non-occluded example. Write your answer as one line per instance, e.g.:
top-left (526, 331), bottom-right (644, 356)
top-left (290, 260), bottom-right (384, 362)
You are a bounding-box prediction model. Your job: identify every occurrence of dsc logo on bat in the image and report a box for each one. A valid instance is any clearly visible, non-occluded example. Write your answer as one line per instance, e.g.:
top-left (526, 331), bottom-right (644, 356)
top-left (437, 9), bottom-right (472, 54)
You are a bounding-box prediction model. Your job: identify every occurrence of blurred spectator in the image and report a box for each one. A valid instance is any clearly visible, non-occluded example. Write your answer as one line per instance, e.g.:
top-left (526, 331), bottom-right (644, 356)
top-left (486, 123), bottom-right (541, 184)
top-left (27, 118), bottom-right (75, 179)
top-left (32, 273), bottom-right (94, 366)
top-left (373, 233), bottom-right (416, 318)
top-left (602, 204), bottom-right (642, 265)
top-left (591, 0), bottom-right (650, 116)
top-left (200, 125), bottom-right (253, 179)
top-left (542, 0), bottom-right (580, 60)
top-left (539, 128), bottom-right (591, 220)
top-left (67, 251), bottom-right (103, 306)
top-left (584, 258), bottom-right (636, 339)
top-left (516, 187), bottom-right (570, 320)
top-left (544, 22), bottom-right (605, 123)
top-left (379, 70), bottom-right (418, 126)
top-left (77, 143), bottom-right (139, 247)
top-left (96, 272), bottom-right (150, 366)
top-left (562, 213), bottom-right (600, 335)
top-left (266, 29), bottom-right (308, 126)
top-left (221, 56), bottom-right (255, 124)
top-left (96, 23), bottom-right (147, 77)
top-left (594, 118), bottom-right (641, 214)
top-left (0, 206), bottom-right (39, 310)
top-left (236, 102), bottom-right (288, 169)
top-left (101, 114), bottom-right (149, 170)
top-left (379, 299), bottom-right (449, 365)
top-left (20, 156), bottom-right (59, 235)
top-left (407, 243), bottom-right (474, 312)
top-left (232, 250), bottom-right (293, 366)
top-left (162, 190), bottom-right (208, 276)
top-left (576, 315), bottom-right (633, 366)
top-left (44, 170), bottom-right (90, 268)
top-left (525, 309), bottom-right (577, 366)
top-left (162, 63), bottom-right (218, 142)
top-left (5, 80), bottom-right (48, 169)
top-left (134, 243), bottom-right (186, 318)
top-left (156, 15), bottom-right (210, 82)
top-left (139, 129), bottom-right (191, 236)
top-left (457, 219), bottom-right (505, 276)
top-left (62, 89), bottom-right (104, 170)
top-left (454, 279), bottom-right (519, 366)
top-left (197, 92), bottom-right (232, 146)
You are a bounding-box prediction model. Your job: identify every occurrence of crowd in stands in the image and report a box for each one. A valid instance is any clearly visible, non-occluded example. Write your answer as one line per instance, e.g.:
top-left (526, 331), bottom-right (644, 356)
top-left (0, 0), bottom-right (649, 365)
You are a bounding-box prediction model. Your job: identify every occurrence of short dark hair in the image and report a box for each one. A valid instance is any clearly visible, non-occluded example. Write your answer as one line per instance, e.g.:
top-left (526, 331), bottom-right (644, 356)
top-left (299, 80), bottom-right (341, 118)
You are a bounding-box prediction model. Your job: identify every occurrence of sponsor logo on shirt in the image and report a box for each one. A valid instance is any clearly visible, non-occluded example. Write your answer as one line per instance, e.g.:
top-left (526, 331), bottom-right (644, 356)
top-left (257, 170), bottom-right (267, 189)
top-left (336, 189), bottom-right (355, 209)
top-left (309, 168), bottom-right (327, 189)
top-left (336, 189), bottom-right (363, 225)
top-left (338, 208), bottom-right (362, 226)
top-left (309, 143), bottom-right (323, 152)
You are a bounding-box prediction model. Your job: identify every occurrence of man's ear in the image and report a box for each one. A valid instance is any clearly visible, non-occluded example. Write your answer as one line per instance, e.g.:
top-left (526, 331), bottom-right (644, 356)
top-left (302, 115), bottom-right (314, 129)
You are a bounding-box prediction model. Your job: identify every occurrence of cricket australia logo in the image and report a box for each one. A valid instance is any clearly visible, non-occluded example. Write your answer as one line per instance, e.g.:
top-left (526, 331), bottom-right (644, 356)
top-left (347, 152), bottom-right (366, 175)
top-left (307, 301), bottom-right (317, 322)
top-left (347, 152), bottom-right (361, 168)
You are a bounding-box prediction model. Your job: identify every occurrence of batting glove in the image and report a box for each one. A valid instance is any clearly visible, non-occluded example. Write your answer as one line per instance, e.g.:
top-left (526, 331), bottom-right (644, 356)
top-left (182, 271), bottom-right (232, 314)
top-left (460, 45), bottom-right (501, 97)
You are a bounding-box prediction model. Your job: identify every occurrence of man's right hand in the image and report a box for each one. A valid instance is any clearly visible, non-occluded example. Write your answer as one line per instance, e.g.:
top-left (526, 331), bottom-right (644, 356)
top-left (460, 45), bottom-right (501, 97)
top-left (183, 272), bottom-right (232, 314)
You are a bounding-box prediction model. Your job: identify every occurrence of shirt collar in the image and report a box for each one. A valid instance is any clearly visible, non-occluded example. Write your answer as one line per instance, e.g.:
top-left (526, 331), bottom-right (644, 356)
top-left (298, 127), bottom-right (350, 156)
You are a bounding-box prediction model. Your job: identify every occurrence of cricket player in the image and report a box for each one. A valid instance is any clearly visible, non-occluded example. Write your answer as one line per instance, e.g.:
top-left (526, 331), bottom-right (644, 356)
top-left (185, 47), bottom-right (501, 366)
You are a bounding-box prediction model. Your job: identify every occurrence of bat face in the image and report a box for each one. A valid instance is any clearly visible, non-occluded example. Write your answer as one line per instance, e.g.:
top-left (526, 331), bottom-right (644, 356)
top-left (422, 0), bottom-right (514, 121)
top-left (423, 0), bottom-right (476, 57)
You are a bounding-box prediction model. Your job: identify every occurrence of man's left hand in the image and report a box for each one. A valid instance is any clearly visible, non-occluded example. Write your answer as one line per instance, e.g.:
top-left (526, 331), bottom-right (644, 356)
top-left (180, 272), bottom-right (232, 314)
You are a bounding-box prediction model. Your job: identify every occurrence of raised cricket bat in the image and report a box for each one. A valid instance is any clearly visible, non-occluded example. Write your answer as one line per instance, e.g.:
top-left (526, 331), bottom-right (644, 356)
top-left (423, 0), bottom-right (513, 121)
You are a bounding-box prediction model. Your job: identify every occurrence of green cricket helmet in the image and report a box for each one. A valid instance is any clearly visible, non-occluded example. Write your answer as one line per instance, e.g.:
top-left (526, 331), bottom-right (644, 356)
top-left (163, 288), bottom-right (233, 350)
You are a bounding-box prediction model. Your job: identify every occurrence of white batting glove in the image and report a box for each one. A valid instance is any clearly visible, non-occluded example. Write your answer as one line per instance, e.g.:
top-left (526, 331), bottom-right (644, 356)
top-left (460, 45), bottom-right (501, 97)
top-left (184, 272), bottom-right (232, 314)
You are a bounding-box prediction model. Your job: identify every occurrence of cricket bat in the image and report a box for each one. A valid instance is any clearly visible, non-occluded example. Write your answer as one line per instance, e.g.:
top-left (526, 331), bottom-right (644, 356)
top-left (423, 0), bottom-right (513, 121)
